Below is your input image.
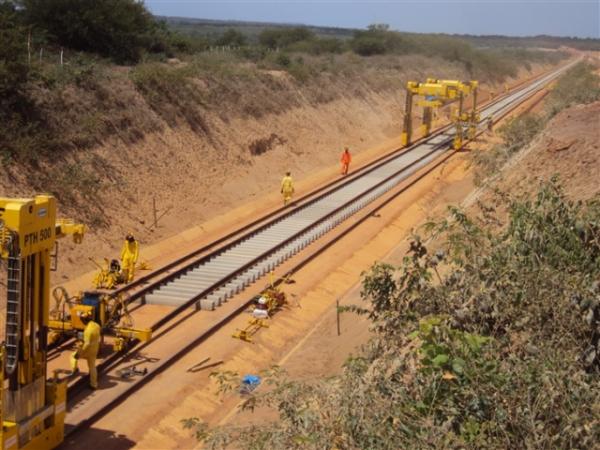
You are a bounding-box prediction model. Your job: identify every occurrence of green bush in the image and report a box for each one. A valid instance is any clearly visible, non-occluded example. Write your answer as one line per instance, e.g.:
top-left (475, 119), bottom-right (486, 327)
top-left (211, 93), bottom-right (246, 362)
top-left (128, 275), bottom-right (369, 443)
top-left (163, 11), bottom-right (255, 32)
top-left (350, 35), bottom-right (387, 56)
top-left (287, 37), bottom-right (345, 55)
top-left (130, 62), bottom-right (209, 132)
top-left (350, 24), bottom-right (402, 56)
top-left (235, 46), bottom-right (267, 63)
top-left (185, 181), bottom-right (600, 449)
top-left (274, 53), bottom-right (291, 68)
top-left (498, 114), bottom-right (544, 152)
top-left (546, 62), bottom-right (600, 117)
top-left (0, 2), bottom-right (46, 162)
top-left (21, 0), bottom-right (168, 63)
top-left (216, 28), bottom-right (246, 47)
top-left (258, 27), bottom-right (315, 49)
top-left (0, 2), bottom-right (29, 97)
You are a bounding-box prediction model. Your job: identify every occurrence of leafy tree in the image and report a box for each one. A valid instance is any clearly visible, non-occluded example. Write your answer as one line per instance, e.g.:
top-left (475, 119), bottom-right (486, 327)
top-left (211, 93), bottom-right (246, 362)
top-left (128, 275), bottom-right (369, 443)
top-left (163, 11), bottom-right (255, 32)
top-left (184, 180), bottom-right (600, 449)
top-left (350, 24), bottom-right (404, 56)
top-left (20, 0), bottom-right (166, 63)
top-left (350, 35), bottom-right (386, 56)
top-left (0, 1), bottom-right (39, 162)
top-left (258, 27), bottom-right (315, 49)
top-left (216, 28), bottom-right (246, 47)
top-left (0, 1), bottom-right (29, 97)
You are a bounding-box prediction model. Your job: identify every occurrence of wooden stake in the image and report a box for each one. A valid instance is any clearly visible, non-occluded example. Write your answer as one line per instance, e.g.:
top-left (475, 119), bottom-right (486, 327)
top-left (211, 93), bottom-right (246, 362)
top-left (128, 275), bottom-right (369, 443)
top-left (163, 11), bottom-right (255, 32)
top-left (152, 196), bottom-right (158, 229)
top-left (336, 298), bottom-right (341, 336)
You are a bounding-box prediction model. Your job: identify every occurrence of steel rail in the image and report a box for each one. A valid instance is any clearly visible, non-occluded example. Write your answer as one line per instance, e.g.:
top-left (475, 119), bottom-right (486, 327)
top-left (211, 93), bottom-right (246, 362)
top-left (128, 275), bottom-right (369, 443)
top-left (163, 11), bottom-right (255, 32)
top-left (62, 60), bottom-right (578, 427)
top-left (63, 60), bottom-right (577, 437)
top-left (87, 58), bottom-right (565, 306)
top-left (64, 59), bottom-right (576, 389)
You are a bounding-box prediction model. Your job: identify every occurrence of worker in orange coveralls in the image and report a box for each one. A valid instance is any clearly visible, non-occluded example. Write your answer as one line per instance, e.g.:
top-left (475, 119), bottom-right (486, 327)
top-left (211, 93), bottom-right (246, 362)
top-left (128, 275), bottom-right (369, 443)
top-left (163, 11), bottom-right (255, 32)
top-left (340, 147), bottom-right (352, 176)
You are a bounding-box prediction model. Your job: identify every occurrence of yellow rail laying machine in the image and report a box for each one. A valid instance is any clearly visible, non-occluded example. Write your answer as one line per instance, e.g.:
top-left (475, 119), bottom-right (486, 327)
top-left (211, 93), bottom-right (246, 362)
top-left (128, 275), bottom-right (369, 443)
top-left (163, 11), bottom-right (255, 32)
top-left (401, 78), bottom-right (479, 150)
top-left (0, 194), bottom-right (151, 449)
top-left (0, 195), bottom-right (84, 450)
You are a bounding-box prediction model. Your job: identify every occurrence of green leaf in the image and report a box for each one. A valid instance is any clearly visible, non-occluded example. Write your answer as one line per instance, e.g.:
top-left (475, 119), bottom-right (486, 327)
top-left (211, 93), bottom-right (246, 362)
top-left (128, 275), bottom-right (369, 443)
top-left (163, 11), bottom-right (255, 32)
top-left (407, 330), bottom-right (419, 340)
top-left (432, 354), bottom-right (449, 366)
top-left (415, 401), bottom-right (428, 413)
top-left (452, 357), bottom-right (466, 374)
top-left (465, 333), bottom-right (488, 352)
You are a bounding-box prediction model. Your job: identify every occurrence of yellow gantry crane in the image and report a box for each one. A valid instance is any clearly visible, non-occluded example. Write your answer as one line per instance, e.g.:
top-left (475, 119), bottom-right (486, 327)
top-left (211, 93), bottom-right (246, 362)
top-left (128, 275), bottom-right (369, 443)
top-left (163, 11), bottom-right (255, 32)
top-left (401, 78), bottom-right (479, 150)
top-left (0, 195), bottom-right (84, 450)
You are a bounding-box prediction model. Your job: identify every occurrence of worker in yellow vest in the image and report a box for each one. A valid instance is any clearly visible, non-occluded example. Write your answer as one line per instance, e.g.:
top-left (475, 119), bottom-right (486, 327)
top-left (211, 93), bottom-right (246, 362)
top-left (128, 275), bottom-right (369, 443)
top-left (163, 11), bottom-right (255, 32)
top-left (120, 233), bottom-right (139, 283)
top-left (70, 310), bottom-right (101, 389)
top-left (280, 171), bottom-right (294, 206)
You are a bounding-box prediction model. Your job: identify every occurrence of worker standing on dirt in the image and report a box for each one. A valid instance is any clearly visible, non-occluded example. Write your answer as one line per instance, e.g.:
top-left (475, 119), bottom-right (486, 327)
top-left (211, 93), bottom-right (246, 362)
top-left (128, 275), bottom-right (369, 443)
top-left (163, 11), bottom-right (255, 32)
top-left (120, 233), bottom-right (139, 283)
top-left (340, 147), bottom-right (352, 176)
top-left (70, 311), bottom-right (101, 390)
top-left (281, 171), bottom-right (294, 206)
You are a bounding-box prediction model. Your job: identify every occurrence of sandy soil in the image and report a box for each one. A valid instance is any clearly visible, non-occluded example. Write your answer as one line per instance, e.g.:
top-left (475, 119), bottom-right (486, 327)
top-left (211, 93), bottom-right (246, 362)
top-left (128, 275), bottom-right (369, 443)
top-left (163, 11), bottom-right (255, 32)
top-left (0, 59), bottom-right (577, 449)
top-left (55, 64), bottom-right (579, 449)
top-left (0, 61), bottom-right (553, 294)
top-left (497, 101), bottom-right (600, 200)
top-left (62, 131), bottom-right (477, 450)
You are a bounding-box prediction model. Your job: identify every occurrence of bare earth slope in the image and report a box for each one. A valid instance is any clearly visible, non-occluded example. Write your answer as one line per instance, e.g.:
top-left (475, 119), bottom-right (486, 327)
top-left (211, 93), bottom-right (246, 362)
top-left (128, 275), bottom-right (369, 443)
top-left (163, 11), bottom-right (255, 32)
top-left (0, 56), bottom-right (552, 286)
top-left (499, 101), bottom-right (600, 200)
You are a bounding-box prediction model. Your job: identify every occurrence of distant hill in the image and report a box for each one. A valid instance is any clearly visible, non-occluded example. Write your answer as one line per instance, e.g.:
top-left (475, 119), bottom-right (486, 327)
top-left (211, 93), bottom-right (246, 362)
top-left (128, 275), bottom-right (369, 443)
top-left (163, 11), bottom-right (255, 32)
top-left (456, 34), bottom-right (600, 51)
top-left (160, 16), bottom-right (600, 50)
top-left (159, 16), bottom-right (356, 42)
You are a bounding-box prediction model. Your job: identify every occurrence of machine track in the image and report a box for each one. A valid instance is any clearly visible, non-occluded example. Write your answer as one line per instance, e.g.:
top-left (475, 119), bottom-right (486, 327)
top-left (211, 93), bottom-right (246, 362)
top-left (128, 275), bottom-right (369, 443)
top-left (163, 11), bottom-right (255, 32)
top-left (61, 60), bottom-right (578, 436)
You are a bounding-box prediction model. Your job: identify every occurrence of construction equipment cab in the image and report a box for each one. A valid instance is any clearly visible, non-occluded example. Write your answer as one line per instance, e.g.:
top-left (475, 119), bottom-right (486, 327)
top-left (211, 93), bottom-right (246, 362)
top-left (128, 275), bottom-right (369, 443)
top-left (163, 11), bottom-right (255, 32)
top-left (0, 195), bottom-right (84, 450)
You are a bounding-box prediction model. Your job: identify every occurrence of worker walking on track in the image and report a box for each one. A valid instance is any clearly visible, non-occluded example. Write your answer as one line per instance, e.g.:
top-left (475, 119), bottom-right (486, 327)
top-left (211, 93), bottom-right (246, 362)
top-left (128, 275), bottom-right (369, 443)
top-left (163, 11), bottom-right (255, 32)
top-left (281, 171), bottom-right (294, 206)
top-left (120, 233), bottom-right (139, 283)
top-left (70, 311), bottom-right (101, 389)
top-left (340, 147), bottom-right (352, 176)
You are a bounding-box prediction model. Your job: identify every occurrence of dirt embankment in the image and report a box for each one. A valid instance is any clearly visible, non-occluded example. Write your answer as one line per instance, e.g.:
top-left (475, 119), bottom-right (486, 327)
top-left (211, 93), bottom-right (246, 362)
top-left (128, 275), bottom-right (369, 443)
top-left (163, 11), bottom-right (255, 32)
top-left (498, 101), bottom-right (600, 200)
top-left (0, 57), bottom-right (554, 285)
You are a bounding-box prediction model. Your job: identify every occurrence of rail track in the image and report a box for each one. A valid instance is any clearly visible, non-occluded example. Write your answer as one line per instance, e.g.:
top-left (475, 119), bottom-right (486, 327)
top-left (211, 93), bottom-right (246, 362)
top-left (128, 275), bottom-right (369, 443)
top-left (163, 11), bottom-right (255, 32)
top-left (61, 60), bottom-right (578, 437)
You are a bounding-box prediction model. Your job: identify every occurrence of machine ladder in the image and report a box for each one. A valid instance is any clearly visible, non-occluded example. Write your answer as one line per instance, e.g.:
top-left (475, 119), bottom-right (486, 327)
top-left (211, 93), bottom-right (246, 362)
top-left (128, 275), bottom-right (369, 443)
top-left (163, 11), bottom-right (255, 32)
top-left (5, 252), bottom-right (21, 376)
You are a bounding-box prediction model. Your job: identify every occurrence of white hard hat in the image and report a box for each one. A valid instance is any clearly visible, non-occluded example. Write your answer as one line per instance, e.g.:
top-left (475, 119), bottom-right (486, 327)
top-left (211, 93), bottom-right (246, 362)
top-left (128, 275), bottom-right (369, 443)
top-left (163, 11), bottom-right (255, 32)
top-left (258, 296), bottom-right (267, 305)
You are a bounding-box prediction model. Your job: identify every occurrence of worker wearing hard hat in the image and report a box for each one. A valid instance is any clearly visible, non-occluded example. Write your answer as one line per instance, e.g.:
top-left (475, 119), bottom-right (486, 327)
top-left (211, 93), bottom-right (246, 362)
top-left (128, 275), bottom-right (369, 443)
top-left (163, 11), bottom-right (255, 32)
top-left (340, 147), bottom-right (352, 176)
top-left (70, 310), bottom-right (101, 389)
top-left (120, 233), bottom-right (139, 283)
top-left (280, 171), bottom-right (294, 206)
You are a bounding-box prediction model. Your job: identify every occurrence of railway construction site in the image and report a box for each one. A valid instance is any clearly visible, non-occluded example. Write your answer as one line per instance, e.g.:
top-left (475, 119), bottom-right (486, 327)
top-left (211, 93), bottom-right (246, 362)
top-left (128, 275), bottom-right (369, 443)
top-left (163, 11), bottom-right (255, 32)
top-left (1, 2), bottom-right (600, 449)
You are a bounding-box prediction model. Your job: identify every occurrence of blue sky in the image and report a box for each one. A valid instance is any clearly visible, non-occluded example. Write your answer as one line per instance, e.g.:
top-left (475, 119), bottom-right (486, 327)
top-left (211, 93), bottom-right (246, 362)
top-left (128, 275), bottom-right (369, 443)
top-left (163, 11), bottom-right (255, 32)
top-left (145, 1), bottom-right (600, 38)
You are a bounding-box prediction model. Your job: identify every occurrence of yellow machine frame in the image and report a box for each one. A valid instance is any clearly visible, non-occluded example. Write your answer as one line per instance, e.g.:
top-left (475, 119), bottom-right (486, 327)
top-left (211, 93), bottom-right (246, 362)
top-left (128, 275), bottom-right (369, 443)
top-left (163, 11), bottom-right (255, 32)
top-left (0, 195), bottom-right (84, 450)
top-left (400, 79), bottom-right (479, 150)
top-left (232, 280), bottom-right (287, 343)
top-left (48, 289), bottom-right (152, 352)
top-left (427, 79), bottom-right (479, 149)
top-left (401, 81), bottom-right (450, 147)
